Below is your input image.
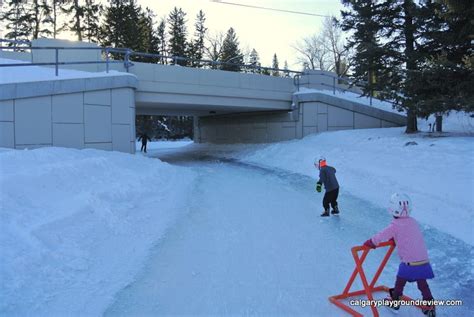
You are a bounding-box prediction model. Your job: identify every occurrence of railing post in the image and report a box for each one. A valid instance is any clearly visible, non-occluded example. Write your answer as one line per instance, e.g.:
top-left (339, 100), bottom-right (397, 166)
top-left (125, 49), bottom-right (131, 72)
top-left (105, 48), bottom-right (109, 73)
top-left (55, 48), bottom-right (59, 76)
top-left (333, 77), bottom-right (336, 95)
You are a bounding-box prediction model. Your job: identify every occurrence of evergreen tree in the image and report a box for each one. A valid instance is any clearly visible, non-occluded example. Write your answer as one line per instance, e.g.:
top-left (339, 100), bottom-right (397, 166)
top-left (156, 18), bottom-right (167, 64)
top-left (283, 60), bottom-right (290, 77)
top-left (341, 0), bottom-right (423, 133)
top-left (409, 0), bottom-right (474, 130)
top-left (2, 0), bottom-right (34, 43)
top-left (31, 0), bottom-right (52, 39)
top-left (49, 0), bottom-right (66, 38)
top-left (123, 0), bottom-right (142, 51)
top-left (248, 48), bottom-right (260, 73)
top-left (101, 0), bottom-right (142, 52)
top-left (272, 53), bottom-right (280, 76)
top-left (220, 28), bottom-right (242, 72)
top-left (167, 7), bottom-right (188, 66)
top-left (61, 0), bottom-right (84, 41)
top-left (83, 0), bottom-right (102, 43)
top-left (101, 0), bottom-right (125, 48)
top-left (188, 10), bottom-right (207, 67)
top-left (136, 7), bottom-right (160, 62)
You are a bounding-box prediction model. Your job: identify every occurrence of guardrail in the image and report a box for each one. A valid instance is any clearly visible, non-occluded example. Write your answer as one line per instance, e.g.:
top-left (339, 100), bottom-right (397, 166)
top-left (0, 40), bottom-right (301, 78)
top-left (0, 39), bottom-right (397, 109)
top-left (295, 71), bottom-right (399, 107)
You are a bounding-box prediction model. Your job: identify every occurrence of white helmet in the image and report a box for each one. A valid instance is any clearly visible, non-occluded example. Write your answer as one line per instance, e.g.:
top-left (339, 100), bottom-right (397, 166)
top-left (314, 156), bottom-right (326, 169)
top-left (388, 193), bottom-right (411, 218)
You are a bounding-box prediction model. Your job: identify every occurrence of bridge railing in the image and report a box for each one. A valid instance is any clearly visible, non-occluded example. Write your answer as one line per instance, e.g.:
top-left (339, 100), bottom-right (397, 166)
top-left (294, 70), bottom-right (399, 107)
top-left (0, 39), bottom-right (302, 78)
top-left (1, 39), bottom-right (398, 108)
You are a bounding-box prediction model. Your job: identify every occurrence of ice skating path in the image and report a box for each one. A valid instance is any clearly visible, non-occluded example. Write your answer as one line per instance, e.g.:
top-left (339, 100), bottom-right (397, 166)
top-left (105, 150), bottom-right (473, 316)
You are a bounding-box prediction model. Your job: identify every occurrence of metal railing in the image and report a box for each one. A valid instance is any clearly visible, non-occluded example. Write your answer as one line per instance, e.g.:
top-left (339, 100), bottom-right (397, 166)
top-left (0, 39), bottom-right (302, 78)
top-left (294, 70), bottom-right (399, 107)
top-left (0, 39), bottom-right (397, 108)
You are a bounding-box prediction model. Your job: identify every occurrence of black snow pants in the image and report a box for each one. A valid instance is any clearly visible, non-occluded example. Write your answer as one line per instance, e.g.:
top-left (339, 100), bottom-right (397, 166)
top-left (323, 187), bottom-right (339, 210)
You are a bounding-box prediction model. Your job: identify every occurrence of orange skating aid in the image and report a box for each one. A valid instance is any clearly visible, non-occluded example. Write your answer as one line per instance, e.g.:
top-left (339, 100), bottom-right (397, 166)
top-left (328, 240), bottom-right (426, 317)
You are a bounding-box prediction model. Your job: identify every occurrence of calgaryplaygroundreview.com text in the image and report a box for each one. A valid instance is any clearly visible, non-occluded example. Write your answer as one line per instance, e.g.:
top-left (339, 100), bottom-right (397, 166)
top-left (350, 298), bottom-right (464, 308)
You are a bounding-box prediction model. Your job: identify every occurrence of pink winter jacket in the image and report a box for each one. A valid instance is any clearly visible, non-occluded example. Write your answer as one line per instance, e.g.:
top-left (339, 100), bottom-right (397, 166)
top-left (371, 217), bottom-right (429, 263)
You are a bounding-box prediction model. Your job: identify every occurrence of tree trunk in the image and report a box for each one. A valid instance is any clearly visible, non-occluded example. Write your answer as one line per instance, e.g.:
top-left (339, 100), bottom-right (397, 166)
top-left (435, 115), bottom-right (443, 132)
top-left (405, 108), bottom-right (418, 133)
top-left (403, 0), bottom-right (418, 133)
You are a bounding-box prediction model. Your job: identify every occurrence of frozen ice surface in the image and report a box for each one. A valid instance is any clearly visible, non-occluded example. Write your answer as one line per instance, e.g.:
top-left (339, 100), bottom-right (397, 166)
top-left (104, 149), bottom-right (473, 316)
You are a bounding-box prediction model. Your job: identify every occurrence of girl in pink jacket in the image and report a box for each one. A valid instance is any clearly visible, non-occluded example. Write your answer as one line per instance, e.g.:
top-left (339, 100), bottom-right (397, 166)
top-left (364, 193), bottom-right (435, 316)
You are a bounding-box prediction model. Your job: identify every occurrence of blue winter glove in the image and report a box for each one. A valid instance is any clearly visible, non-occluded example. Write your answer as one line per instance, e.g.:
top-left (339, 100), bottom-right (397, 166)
top-left (316, 182), bottom-right (322, 193)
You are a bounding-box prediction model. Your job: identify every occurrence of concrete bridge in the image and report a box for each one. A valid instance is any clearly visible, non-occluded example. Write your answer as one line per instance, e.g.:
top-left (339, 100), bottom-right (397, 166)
top-left (0, 39), bottom-right (406, 153)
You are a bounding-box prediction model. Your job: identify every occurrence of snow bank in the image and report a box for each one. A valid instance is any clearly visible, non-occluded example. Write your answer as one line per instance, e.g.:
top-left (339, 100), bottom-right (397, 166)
top-left (0, 58), bottom-right (133, 84)
top-left (296, 87), bottom-right (404, 115)
top-left (0, 147), bottom-right (196, 316)
top-left (193, 112), bottom-right (474, 245)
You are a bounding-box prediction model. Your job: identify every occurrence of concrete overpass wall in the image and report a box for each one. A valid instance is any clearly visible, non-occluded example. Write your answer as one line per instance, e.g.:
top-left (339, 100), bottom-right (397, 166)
top-left (110, 62), bottom-right (295, 116)
top-left (0, 76), bottom-right (137, 153)
top-left (195, 91), bottom-right (405, 144)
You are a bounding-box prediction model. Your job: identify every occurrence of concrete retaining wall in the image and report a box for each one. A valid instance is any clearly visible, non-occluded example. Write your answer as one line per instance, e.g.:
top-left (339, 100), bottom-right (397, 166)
top-left (195, 91), bottom-right (405, 144)
top-left (0, 77), bottom-right (137, 153)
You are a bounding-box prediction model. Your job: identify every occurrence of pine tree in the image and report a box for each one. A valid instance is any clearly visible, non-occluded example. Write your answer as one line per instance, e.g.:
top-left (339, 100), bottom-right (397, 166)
top-left (2, 0), bottom-right (34, 44)
top-left (61, 0), bottom-right (84, 41)
top-left (220, 28), bottom-right (242, 72)
top-left (341, 1), bottom-right (395, 98)
top-left (283, 60), bottom-right (289, 77)
top-left (188, 10), bottom-right (207, 67)
top-left (83, 0), bottom-right (102, 43)
top-left (341, 0), bottom-right (424, 133)
top-left (156, 18), bottom-right (167, 64)
top-left (272, 53), bottom-right (280, 76)
top-left (248, 48), bottom-right (260, 73)
top-left (49, 0), bottom-right (66, 39)
top-left (101, 0), bottom-right (125, 48)
top-left (31, 0), bottom-right (53, 39)
top-left (409, 0), bottom-right (474, 130)
top-left (101, 0), bottom-right (142, 51)
top-left (137, 7), bottom-right (159, 62)
top-left (167, 7), bottom-right (188, 66)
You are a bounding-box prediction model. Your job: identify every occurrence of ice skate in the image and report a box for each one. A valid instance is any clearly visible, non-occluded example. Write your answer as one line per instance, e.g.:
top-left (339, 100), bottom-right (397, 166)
top-left (320, 209), bottom-right (330, 217)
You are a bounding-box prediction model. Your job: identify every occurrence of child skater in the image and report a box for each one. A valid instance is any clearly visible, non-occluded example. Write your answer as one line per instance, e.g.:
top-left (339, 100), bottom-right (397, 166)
top-left (363, 193), bottom-right (436, 316)
top-left (314, 156), bottom-right (340, 217)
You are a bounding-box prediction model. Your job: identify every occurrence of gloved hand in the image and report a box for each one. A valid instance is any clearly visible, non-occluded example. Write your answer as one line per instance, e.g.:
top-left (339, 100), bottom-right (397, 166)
top-left (316, 182), bottom-right (322, 193)
top-left (389, 238), bottom-right (396, 246)
top-left (363, 239), bottom-right (376, 249)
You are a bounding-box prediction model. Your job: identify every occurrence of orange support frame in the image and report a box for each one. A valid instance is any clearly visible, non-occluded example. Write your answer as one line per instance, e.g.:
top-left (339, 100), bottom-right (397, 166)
top-left (328, 240), bottom-right (422, 317)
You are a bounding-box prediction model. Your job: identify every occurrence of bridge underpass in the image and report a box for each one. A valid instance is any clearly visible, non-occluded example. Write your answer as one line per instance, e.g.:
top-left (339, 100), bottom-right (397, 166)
top-left (0, 38), bottom-right (407, 150)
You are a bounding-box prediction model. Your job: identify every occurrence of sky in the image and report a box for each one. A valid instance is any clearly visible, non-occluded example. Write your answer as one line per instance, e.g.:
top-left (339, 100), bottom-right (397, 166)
top-left (138, 0), bottom-right (345, 70)
top-left (0, 0), bottom-right (346, 70)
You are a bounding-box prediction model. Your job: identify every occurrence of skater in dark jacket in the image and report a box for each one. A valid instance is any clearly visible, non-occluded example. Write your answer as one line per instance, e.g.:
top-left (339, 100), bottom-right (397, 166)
top-left (138, 133), bottom-right (151, 153)
top-left (315, 156), bottom-right (340, 217)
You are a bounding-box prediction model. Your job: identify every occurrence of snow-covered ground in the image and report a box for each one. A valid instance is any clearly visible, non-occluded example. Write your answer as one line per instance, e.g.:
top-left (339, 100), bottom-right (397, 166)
top-left (1, 112), bottom-right (472, 316)
top-left (105, 136), bottom-right (473, 317)
top-left (0, 58), bottom-right (133, 83)
top-left (0, 148), bottom-right (196, 316)
top-left (186, 112), bottom-right (474, 246)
